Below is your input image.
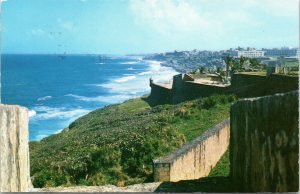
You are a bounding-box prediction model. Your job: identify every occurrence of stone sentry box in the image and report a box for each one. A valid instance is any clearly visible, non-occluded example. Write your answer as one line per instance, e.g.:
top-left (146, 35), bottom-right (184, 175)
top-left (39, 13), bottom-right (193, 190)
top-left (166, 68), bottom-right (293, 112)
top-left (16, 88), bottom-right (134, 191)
top-left (0, 104), bottom-right (32, 192)
top-left (153, 119), bottom-right (230, 182)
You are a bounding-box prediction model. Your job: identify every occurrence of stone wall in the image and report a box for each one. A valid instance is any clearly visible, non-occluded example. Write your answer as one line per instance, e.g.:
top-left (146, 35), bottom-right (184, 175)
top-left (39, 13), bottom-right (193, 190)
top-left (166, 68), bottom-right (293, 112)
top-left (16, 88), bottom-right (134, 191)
top-left (149, 73), bottom-right (298, 105)
top-left (149, 82), bottom-right (173, 105)
top-left (0, 105), bottom-right (32, 192)
top-left (153, 119), bottom-right (230, 182)
top-left (230, 91), bottom-right (299, 192)
top-left (184, 81), bottom-right (228, 101)
top-left (230, 73), bottom-right (298, 98)
top-left (267, 74), bottom-right (298, 95)
top-left (230, 73), bottom-right (268, 97)
top-left (172, 74), bottom-right (186, 104)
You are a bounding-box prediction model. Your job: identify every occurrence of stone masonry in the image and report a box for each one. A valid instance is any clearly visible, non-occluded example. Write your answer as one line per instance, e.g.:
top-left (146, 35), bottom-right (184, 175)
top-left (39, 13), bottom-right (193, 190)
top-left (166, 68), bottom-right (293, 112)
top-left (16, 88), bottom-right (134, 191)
top-left (153, 119), bottom-right (230, 182)
top-left (0, 105), bottom-right (32, 192)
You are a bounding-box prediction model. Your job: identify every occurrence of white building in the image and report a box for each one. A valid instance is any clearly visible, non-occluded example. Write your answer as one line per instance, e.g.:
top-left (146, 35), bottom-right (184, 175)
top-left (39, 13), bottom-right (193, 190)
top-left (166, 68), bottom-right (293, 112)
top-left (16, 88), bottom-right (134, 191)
top-left (229, 48), bottom-right (265, 58)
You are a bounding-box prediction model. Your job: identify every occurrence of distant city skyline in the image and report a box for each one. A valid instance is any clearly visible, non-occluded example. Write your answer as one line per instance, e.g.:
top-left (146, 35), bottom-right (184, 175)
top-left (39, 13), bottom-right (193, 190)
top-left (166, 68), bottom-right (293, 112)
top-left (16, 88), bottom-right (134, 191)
top-left (1, 0), bottom-right (299, 54)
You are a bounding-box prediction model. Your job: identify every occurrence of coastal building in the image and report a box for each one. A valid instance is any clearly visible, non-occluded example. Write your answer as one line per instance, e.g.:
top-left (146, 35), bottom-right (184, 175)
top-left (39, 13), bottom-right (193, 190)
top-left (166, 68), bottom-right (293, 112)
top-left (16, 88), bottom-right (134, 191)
top-left (228, 48), bottom-right (265, 58)
top-left (263, 47), bottom-right (299, 58)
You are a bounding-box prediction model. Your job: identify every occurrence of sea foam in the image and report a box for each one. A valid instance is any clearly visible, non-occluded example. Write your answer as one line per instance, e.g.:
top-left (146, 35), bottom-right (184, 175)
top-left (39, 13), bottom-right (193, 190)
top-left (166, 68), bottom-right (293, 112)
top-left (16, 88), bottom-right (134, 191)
top-left (65, 94), bottom-right (134, 104)
top-left (37, 96), bottom-right (52, 101)
top-left (31, 106), bottom-right (90, 120)
top-left (115, 75), bottom-right (136, 83)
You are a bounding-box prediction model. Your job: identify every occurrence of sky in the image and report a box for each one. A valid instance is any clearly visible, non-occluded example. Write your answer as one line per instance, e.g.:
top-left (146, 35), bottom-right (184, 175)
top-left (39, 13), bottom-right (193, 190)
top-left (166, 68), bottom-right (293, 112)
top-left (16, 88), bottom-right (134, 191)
top-left (1, 0), bottom-right (299, 54)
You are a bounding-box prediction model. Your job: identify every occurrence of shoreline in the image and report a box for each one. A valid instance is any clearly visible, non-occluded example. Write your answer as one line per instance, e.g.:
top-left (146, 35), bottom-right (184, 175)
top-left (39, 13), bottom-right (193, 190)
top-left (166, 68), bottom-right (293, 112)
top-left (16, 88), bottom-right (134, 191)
top-left (29, 58), bottom-right (179, 142)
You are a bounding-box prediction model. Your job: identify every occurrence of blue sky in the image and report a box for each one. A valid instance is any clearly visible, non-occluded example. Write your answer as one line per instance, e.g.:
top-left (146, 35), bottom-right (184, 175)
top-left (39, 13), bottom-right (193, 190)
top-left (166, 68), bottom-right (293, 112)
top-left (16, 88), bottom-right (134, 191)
top-left (1, 0), bottom-right (299, 54)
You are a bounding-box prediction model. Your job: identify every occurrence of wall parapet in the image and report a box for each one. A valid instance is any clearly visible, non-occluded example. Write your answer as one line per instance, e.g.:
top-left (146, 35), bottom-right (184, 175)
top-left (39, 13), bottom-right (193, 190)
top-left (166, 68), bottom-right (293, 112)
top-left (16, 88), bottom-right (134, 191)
top-left (153, 119), bottom-right (230, 182)
top-left (0, 104), bottom-right (32, 192)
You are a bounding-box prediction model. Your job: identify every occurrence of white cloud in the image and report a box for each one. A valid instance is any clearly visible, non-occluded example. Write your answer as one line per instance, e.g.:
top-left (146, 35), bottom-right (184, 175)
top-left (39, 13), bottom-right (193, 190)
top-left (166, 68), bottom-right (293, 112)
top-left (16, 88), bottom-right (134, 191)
top-left (130, 0), bottom-right (210, 35)
top-left (259, 0), bottom-right (299, 17)
top-left (31, 28), bottom-right (45, 36)
top-left (57, 18), bottom-right (76, 31)
top-left (129, 0), bottom-right (298, 48)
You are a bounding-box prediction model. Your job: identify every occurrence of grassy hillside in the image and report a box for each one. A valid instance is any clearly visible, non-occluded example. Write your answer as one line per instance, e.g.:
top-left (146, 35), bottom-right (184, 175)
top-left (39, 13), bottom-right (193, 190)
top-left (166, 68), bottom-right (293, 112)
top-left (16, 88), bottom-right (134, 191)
top-left (30, 94), bottom-right (236, 188)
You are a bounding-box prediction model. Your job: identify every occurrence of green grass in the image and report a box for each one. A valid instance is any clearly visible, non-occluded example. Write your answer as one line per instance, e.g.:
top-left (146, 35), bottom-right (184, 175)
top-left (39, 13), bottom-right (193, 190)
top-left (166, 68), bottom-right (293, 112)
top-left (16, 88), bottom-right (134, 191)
top-left (208, 149), bottom-right (230, 177)
top-left (283, 61), bottom-right (299, 67)
top-left (30, 94), bottom-right (236, 188)
top-left (117, 97), bottom-right (151, 113)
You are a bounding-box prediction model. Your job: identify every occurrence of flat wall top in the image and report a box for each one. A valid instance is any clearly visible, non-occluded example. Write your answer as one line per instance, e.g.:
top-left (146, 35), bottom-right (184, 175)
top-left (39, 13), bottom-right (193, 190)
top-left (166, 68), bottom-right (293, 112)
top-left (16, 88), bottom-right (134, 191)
top-left (0, 104), bottom-right (28, 112)
top-left (185, 81), bottom-right (230, 88)
top-left (232, 90), bottom-right (299, 104)
top-left (151, 82), bottom-right (173, 90)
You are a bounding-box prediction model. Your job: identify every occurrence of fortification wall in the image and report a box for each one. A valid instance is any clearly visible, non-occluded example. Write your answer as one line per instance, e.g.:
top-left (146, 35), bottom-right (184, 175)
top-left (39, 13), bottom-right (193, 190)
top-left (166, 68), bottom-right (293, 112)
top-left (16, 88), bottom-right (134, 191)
top-left (230, 73), bottom-right (298, 98)
top-left (151, 73), bottom-right (298, 105)
top-left (149, 72), bottom-right (298, 105)
top-left (183, 82), bottom-right (229, 101)
top-left (149, 83), bottom-right (172, 105)
top-left (230, 73), bottom-right (268, 97)
top-left (153, 119), bottom-right (230, 182)
top-left (267, 74), bottom-right (298, 94)
top-left (172, 74), bottom-right (185, 104)
top-left (0, 105), bottom-right (32, 192)
top-left (230, 91), bottom-right (299, 192)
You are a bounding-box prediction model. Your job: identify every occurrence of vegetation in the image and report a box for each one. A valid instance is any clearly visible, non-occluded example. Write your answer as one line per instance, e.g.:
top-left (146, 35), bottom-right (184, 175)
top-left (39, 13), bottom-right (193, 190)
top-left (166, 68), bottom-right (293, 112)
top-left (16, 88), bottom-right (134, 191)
top-left (30, 94), bottom-right (236, 188)
top-left (283, 60), bottom-right (299, 67)
top-left (208, 149), bottom-right (230, 177)
top-left (224, 56), bottom-right (266, 77)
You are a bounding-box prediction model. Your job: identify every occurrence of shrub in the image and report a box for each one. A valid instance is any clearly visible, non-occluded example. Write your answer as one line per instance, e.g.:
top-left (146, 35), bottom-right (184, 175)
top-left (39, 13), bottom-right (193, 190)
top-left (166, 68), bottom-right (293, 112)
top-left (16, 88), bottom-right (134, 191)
top-left (32, 169), bottom-right (67, 188)
top-left (174, 107), bottom-right (190, 118)
top-left (201, 97), bottom-right (217, 109)
top-left (78, 178), bottom-right (90, 186)
top-left (228, 94), bottom-right (237, 103)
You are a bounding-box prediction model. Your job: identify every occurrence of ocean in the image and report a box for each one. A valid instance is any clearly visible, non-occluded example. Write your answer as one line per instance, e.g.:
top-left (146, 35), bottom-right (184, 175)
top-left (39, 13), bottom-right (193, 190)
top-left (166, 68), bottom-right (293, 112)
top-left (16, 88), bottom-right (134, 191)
top-left (2, 54), bottom-right (178, 141)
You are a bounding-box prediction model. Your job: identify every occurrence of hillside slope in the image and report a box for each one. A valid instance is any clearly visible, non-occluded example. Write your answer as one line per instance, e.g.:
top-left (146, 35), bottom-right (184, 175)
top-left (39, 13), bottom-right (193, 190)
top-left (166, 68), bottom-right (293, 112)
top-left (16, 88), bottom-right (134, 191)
top-left (30, 95), bottom-right (236, 188)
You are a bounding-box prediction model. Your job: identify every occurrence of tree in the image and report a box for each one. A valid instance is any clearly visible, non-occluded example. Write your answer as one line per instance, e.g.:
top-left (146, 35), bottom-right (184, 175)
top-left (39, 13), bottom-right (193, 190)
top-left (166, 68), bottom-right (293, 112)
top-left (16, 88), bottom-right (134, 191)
top-left (249, 58), bottom-right (259, 68)
top-left (239, 56), bottom-right (247, 70)
top-left (200, 66), bottom-right (206, 74)
top-left (224, 56), bottom-right (233, 78)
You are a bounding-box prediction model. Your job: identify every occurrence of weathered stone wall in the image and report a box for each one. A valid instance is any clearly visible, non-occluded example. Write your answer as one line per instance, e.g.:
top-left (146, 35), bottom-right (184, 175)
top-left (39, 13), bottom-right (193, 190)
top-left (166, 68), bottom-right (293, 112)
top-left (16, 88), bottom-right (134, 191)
top-left (149, 83), bottom-right (173, 105)
top-left (230, 73), bottom-right (268, 97)
top-left (172, 74), bottom-right (185, 104)
top-left (153, 119), bottom-right (230, 182)
top-left (0, 105), bottom-right (32, 192)
top-left (149, 73), bottom-right (298, 105)
top-left (183, 81), bottom-right (229, 101)
top-left (230, 73), bottom-right (298, 98)
top-left (267, 74), bottom-right (298, 95)
top-left (230, 91), bottom-right (299, 192)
